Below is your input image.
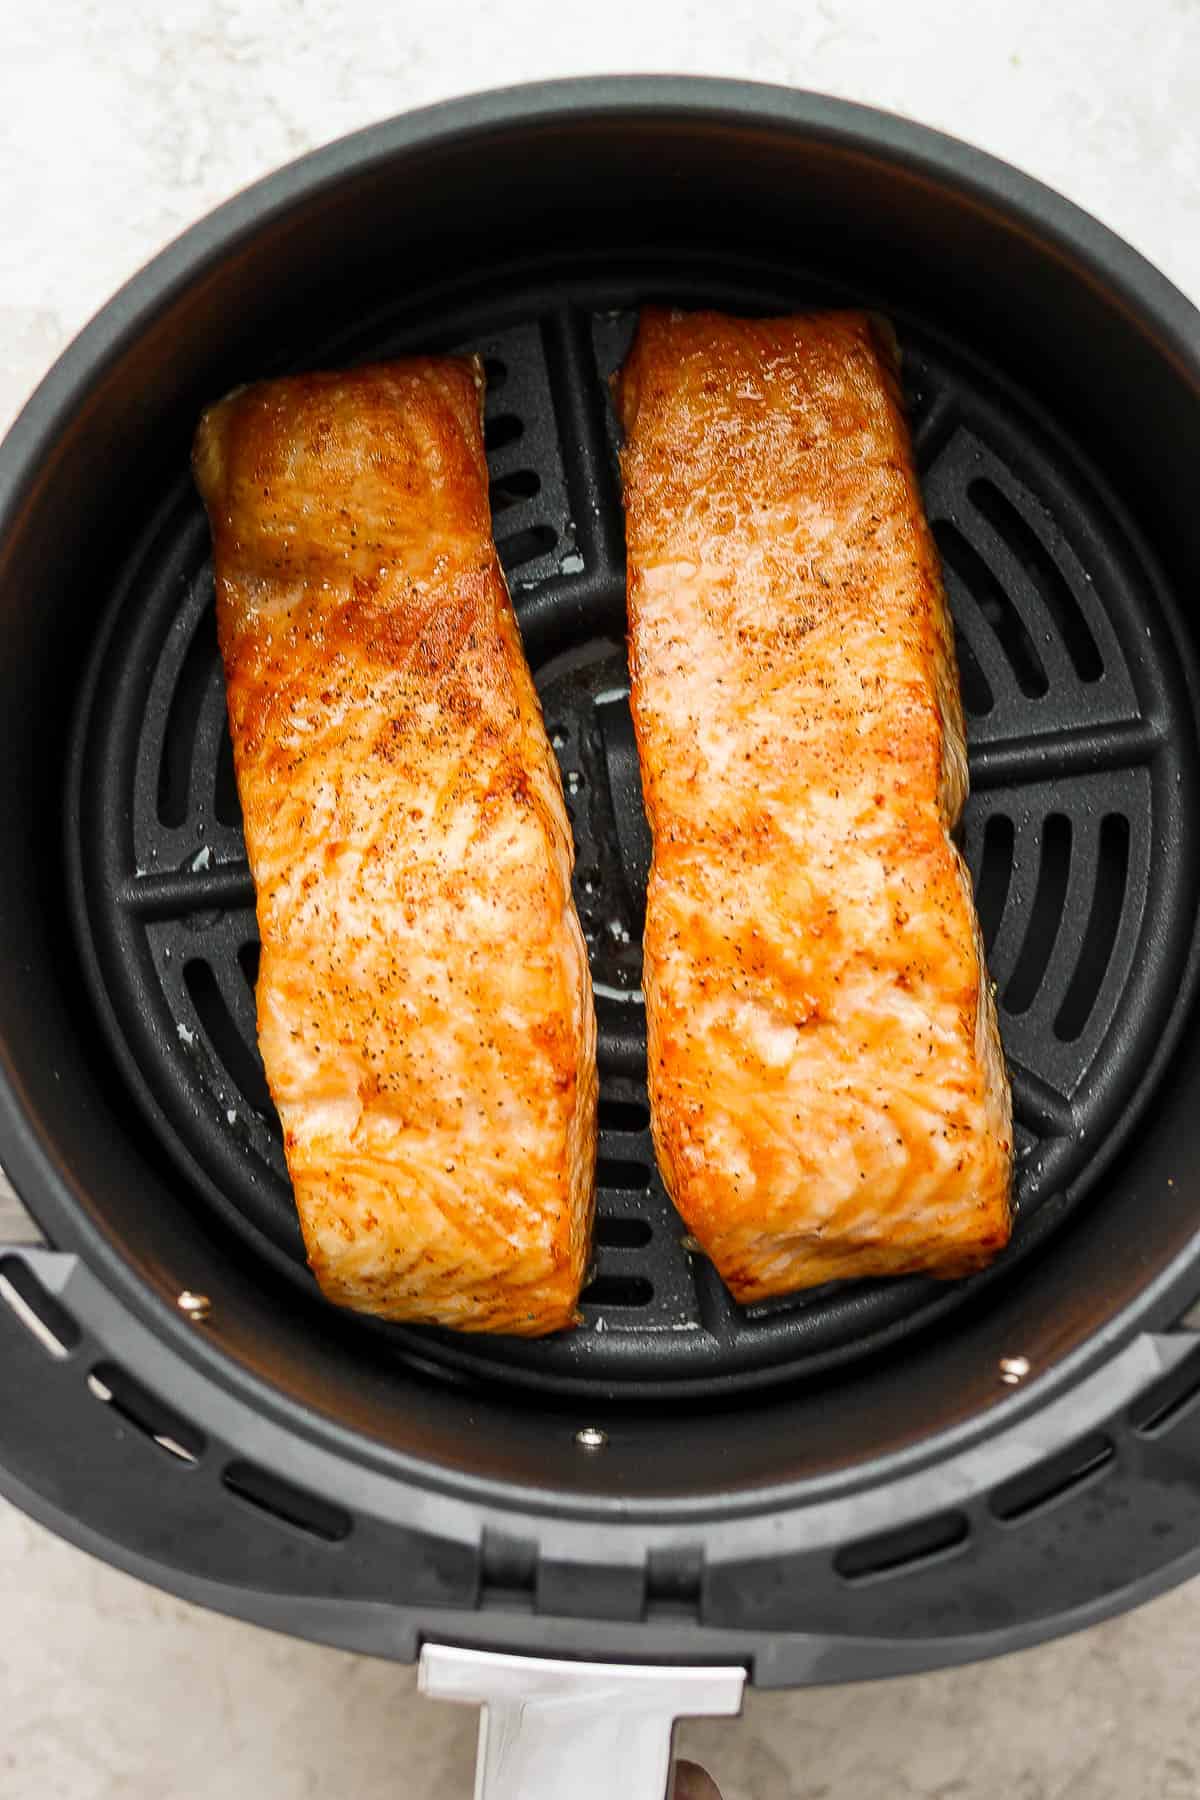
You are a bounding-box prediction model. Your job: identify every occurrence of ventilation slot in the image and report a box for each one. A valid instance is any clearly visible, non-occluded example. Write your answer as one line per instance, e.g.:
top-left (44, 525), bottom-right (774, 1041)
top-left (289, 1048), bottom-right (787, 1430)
top-left (990, 1432), bottom-right (1114, 1523)
top-left (238, 939), bottom-right (260, 994)
top-left (975, 813), bottom-right (1015, 958)
top-left (157, 611), bottom-right (218, 827)
top-left (87, 1361), bottom-right (204, 1464)
top-left (1004, 814), bottom-right (1072, 1016)
top-left (183, 958), bottom-right (272, 1116)
top-left (1055, 815), bottom-right (1130, 1041)
top-left (484, 412), bottom-right (524, 453)
top-left (482, 357), bottom-right (507, 393)
top-left (912, 389), bottom-right (958, 470)
top-left (214, 728), bottom-right (241, 827)
top-left (953, 621), bottom-right (995, 717)
top-left (595, 1217), bottom-right (653, 1249)
top-left (934, 520), bottom-right (1048, 698)
top-left (1014, 1122), bottom-right (1040, 1165)
top-left (498, 524), bottom-right (557, 572)
top-left (969, 480), bottom-right (1103, 682)
top-left (835, 1510), bottom-right (969, 1583)
top-left (903, 375), bottom-right (934, 439)
top-left (599, 1097), bottom-right (651, 1134)
top-left (491, 468), bottom-right (541, 514)
top-left (222, 1460), bottom-right (351, 1541)
top-left (1130, 1353), bottom-right (1200, 1438)
top-left (0, 1257), bottom-right (80, 1359)
top-left (596, 1158), bottom-right (653, 1192)
top-left (582, 1274), bottom-right (654, 1309)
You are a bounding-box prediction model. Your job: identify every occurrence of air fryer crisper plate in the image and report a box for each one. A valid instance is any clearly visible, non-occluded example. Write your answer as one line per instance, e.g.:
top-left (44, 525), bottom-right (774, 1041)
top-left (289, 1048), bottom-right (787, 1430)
top-left (67, 260), bottom-right (1197, 1398)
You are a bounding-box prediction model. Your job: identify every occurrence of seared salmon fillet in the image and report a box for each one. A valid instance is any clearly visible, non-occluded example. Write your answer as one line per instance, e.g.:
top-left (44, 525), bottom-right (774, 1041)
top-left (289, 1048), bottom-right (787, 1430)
top-left (193, 359), bottom-right (596, 1334)
top-left (617, 308), bottom-right (1012, 1299)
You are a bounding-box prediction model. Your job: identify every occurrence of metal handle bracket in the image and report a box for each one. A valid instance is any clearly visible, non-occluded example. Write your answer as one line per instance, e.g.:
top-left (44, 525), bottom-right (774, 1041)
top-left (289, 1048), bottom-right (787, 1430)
top-left (419, 1643), bottom-right (744, 1800)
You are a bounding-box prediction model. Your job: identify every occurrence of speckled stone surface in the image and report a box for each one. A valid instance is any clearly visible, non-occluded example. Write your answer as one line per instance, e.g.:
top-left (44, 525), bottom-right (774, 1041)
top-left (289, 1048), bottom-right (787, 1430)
top-left (4, 2), bottom-right (1200, 1794)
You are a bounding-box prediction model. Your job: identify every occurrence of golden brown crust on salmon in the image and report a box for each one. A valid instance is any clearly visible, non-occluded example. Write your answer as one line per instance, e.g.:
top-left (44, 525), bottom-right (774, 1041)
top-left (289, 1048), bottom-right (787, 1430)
top-left (617, 309), bottom-right (1012, 1301)
top-left (193, 358), bottom-right (596, 1334)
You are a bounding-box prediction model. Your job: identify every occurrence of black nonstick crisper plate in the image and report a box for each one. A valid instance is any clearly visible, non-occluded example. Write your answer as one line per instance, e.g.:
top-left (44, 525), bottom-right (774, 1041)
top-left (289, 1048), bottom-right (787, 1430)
top-left (66, 257), bottom-right (1199, 1399)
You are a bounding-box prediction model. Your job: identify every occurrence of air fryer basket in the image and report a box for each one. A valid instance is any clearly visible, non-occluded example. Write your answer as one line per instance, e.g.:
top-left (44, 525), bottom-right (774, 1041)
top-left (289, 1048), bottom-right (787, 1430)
top-left (4, 80), bottom-right (1200, 1695)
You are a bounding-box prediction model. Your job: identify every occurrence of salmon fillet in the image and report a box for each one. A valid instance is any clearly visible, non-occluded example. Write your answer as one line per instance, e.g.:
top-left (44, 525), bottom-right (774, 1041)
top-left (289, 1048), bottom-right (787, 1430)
top-left (193, 359), bottom-right (596, 1334)
top-left (617, 308), bottom-right (1012, 1300)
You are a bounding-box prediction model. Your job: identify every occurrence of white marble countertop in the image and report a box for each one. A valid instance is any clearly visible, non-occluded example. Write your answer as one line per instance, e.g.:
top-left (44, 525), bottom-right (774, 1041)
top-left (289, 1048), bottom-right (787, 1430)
top-left (4, 3), bottom-right (1200, 1796)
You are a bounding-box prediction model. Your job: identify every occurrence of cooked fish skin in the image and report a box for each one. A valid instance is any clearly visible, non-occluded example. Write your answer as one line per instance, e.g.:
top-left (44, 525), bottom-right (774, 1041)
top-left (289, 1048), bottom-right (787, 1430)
top-left (193, 357), bottom-right (596, 1334)
top-left (617, 308), bottom-right (1012, 1300)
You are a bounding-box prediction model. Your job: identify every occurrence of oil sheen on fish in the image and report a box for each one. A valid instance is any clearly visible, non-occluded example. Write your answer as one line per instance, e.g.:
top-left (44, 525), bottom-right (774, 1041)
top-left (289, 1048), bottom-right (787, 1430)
top-left (617, 308), bottom-right (1012, 1300)
top-left (193, 358), bottom-right (596, 1334)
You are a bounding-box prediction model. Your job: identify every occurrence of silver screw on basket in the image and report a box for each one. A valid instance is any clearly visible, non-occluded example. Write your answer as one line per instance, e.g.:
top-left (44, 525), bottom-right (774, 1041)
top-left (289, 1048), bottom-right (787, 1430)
top-left (177, 1290), bottom-right (212, 1323)
top-left (999, 1355), bottom-right (1031, 1385)
top-left (575, 1426), bottom-right (608, 1451)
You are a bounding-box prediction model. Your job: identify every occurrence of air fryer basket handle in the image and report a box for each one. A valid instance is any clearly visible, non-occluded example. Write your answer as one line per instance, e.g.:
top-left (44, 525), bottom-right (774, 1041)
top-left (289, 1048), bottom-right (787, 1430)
top-left (419, 1645), bottom-right (744, 1800)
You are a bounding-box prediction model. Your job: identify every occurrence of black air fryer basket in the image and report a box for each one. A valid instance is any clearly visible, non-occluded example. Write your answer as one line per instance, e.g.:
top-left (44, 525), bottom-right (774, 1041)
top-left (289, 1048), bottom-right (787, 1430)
top-left (4, 76), bottom-right (1200, 1794)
